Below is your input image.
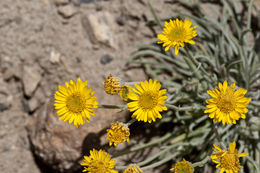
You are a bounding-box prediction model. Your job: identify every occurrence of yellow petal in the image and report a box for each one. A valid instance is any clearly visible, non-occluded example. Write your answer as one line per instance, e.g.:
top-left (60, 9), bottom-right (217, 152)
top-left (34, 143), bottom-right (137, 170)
top-left (223, 80), bottom-right (228, 92)
top-left (128, 92), bottom-right (139, 100)
top-left (220, 168), bottom-right (225, 173)
top-left (207, 90), bottom-right (218, 98)
top-left (218, 82), bottom-right (223, 91)
top-left (213, 144), bottom-right (222, 151)
top-left (229, 141), bottom-right (236, 153)
top-left (175, 46), bottom-right (179, 55)
top-left (238, 152), bottom-right (248, 157)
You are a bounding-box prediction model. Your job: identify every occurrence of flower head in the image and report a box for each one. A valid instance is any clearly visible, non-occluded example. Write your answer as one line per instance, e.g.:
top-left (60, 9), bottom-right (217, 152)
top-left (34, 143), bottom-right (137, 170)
top-left (107, 121), bottom-right (130, 146)
top-left (170, 159), bottom-right (193, 173)
top-left (81, 149), bottom-right (118, 173)
top-left (157, 18), bottom-right (197, 55)
top-left (204, 80), bottom-right (250, 125)
top-left (103, 74), bottom-right (121, 95)
top-left (127, 79), bottom-right (167, 123)
top-left (123, 165), bottom-right (143, 173)
top-left (119, 85), bottom-right (131, 101)
top-left (211, 142), bottom-right (248, 173)
top-left (54, 78), bottom-right (99, 127)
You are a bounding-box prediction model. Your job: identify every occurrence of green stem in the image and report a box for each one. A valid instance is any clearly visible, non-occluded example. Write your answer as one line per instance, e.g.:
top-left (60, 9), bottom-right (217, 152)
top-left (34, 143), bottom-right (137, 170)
top-left (140, 152), bottom-right (179, 170)
top-left (147, 0), bottom-right (163, 29)
top-left (138, 142), bottom-right (183, 167)
top-left (165, 103), bottom-right (194, 111)
top-left (170, 127), bottom-right (210, 144)
top-left (124, 82), bottom-right (138, 86)
top-left (192, 156), bottom-right (210, 167)
top-left (111, 133), bottom-right (173, 158)
top-left (116, 152), bottom-right (179, 171)
top-left (98, 104), bottom-right (127, 110)
top-left (183, 47), bottom-right (209, 89)
top-left (184, 46), bottom-right (199, 66)
top-left (212, 123), bottom-right (225, 149)
top-left (126, 118), bottom-right (137, 126)
top-left (247, 0), bottom-right (254, 30)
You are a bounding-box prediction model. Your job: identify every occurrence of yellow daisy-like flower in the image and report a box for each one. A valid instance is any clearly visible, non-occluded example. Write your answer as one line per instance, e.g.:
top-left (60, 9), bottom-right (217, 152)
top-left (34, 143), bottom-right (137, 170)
top-left (204, 80), bottom-right (250, 125)
top-left (54, 78), bottom-right (99, 127)
top-left (157, 18), bottom-right (197, 55)
top-left (211, 141), bottom-right (248, 173)
top-left (170, 159), bottom-right (194, 173)
top-left (107, 121), bottom-right (130, 147)
top-left (81, 149), bottom-right (118, 173)
top-left (103, 74), bottom-right (121, 95)
top-left (119, 85), bottom-right (131, 101)
top-left (123, 165), bottom-right (143, 173)
top-left (127, 79), bottom-right (167, 123)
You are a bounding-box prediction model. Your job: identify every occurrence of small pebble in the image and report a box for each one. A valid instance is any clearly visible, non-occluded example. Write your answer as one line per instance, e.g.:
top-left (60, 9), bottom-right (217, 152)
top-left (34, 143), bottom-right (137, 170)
top-left (78, 0), bottom-right (93, 3)
top-left (0, 103), bottom-right (8, 112)
top-left (116, 15), bottom-right (126, 26)
top-left (100, 54), bottom-right (113, 65)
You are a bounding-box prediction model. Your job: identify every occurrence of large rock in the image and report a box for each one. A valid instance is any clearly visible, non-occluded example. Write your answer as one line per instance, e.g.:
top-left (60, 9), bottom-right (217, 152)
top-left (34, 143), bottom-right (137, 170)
top-left (0, 78), bottom-right (13, 111)
top-left (58, 4), bottom-right (78, 18)
top-left (55, 0), bottom-right (70, 6)
top-left (22, 65), bottom-right (42, 97)
top-left (27, 100), bottom-right (125, 173)
top-left (81, 12), bottom-right (118, 49)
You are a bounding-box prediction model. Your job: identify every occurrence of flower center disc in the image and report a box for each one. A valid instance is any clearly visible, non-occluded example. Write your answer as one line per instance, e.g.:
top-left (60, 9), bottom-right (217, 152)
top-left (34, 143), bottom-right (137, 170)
top-left (92, 161), bottom-right (107, 173)
top-left (170, 28), bottom-right (185, 41)
top-left (217, 92), bottom-right (235, 114)
top-left (178, 167), bottom-right (189, 173)
top-left (66, 94), bottom-right (86, 113)
top-left (139, 92), bottom-right (158, 110)
top-left (220, 153), bottom-right (238, 171)
top-left (112, 130), bottom-right (124, 141)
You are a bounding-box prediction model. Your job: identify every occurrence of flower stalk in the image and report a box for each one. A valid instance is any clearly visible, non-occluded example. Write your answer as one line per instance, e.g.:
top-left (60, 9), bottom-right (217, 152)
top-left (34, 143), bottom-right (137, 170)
top-left (98, 104), bottom-right (127, 110)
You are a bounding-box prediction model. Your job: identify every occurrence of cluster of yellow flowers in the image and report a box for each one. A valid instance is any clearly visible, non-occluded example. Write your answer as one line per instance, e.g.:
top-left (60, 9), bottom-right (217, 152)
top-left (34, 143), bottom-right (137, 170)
top-left (170, 141), bottom-right (249, 173)
top-left (54, 76), bottom-right (168, 172)
top-left (53, 19), bottom-right (251, 173)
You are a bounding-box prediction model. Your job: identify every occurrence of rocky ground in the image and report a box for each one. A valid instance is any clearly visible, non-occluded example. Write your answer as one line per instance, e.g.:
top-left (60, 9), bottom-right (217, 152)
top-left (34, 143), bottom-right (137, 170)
top-left (0, 0), bottom-right (173, 173)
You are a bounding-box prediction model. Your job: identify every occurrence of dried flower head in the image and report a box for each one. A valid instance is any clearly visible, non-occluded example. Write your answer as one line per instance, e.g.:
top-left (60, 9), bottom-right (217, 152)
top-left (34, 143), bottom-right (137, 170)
top-left (81, 149), bottom-right (118, 173)
top-left (103, 74), bottom-right (121, 95)
top-left (170, 159), bottom-right (193, 173)
top-left (54, 78), bottom-right (98, 127)
top-left (157, 18), bottom-right (197, 55)
top-left (211, 142), bottom-right (248, 173)
top-left (123, 165), bottom-right (143, 173)
top-left (205, 80), bottom-right (250, 125)
top-left (127, 79), bottom-right (167, 123)
top-left (107, 121), bottom-right (130, 146)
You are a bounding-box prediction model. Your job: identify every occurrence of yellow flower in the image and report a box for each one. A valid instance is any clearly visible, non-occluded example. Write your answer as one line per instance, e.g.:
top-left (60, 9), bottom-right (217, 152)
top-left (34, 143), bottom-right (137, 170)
top-left (123, 165), bottom-right (143, 173)
top-left (157, 18), bottom-right (197, 55)
top-left (54, 78), bottom-right (98, 127)
top-left (107, 121), bottom-right (130, 146)
top-left (103, 74), bottom-right (121, 95)
top-left (204, 80), bottom-right (250, 125)
top-left (211, 142), bottom-right (248, 173)
top-left (119, 85), bottom-right (131, 101)
top-left (127, 79), bottom-right (167, 123)
top-left (170, 159), bottom-right (194, 173)
top-left (81, 149), bottom-right (118, 173)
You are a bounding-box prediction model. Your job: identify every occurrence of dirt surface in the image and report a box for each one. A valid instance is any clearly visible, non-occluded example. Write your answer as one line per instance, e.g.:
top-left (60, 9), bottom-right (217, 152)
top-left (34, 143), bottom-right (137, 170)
top-left (0, 0), bottom-right (173, 173)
